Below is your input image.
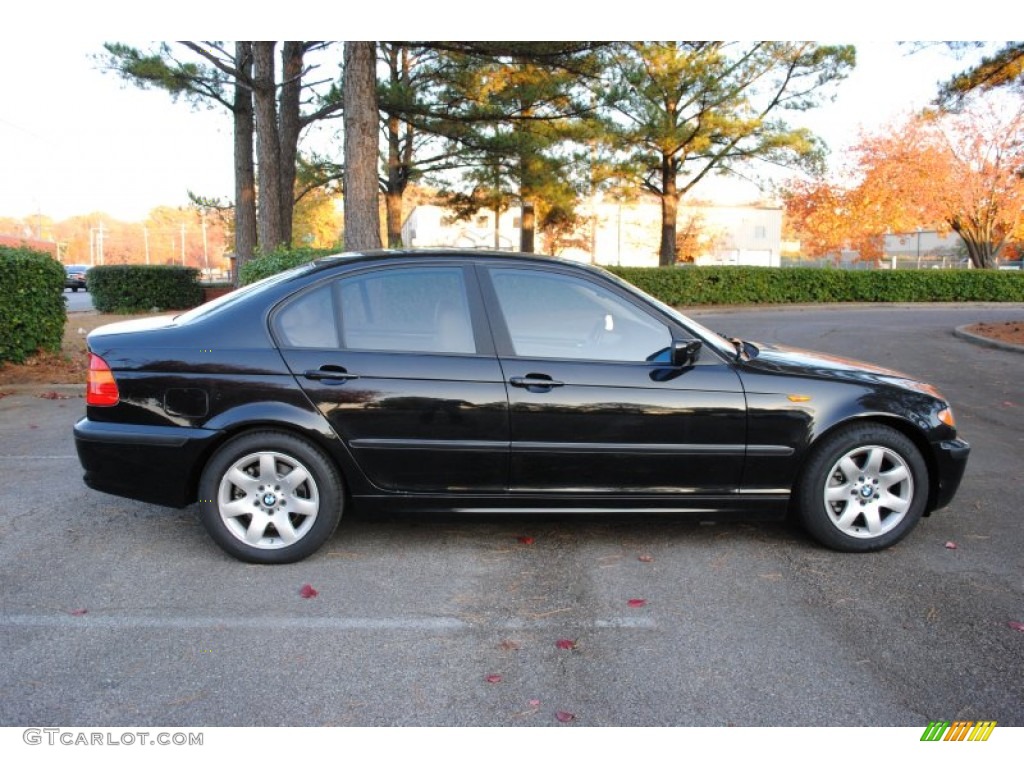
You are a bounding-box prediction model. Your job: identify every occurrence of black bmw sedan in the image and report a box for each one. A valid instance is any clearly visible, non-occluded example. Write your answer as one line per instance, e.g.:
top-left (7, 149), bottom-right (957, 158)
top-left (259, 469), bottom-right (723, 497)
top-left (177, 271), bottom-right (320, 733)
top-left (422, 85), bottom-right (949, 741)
top-left (74, 251), bottom-right (970, 563)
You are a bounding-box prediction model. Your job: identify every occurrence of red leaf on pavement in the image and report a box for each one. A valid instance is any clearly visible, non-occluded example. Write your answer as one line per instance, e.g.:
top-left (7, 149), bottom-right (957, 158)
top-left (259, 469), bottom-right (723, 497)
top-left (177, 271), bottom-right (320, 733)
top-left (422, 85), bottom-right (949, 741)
top-left (498, 639), bottom-right (521, 651)
top-left (1009, 621), bottom-right (1024, 633)
top-left (627, 598), bottom-right (647, 608)
top-left (517, 536), bottom-right (535, 545)
top-left (638, 555), bottom-right (654, 563)
top-left (29, 424), bottom-right (38, 429)
top-left (944, 541), bottom-right (958, 549)
top-left (528, 699), bottom-right (541, 708)
top-left (555, 711), bottom-right (575, 723)
top-left (555, 638), bottom-right (577, 650)
top-left (69, 608), bottom-right (88, 616)
top-left (299, 583), bottom-right (319, 598)
top-left (486, 674), bottom-right (503, 684)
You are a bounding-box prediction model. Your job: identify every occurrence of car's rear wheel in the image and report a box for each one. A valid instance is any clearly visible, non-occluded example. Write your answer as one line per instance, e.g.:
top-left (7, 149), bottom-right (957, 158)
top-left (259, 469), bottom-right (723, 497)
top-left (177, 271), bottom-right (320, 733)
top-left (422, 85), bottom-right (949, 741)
top-left (795, 423), bottom-right (928, 552)
top-left (198, 431), bottom-right (343, 564)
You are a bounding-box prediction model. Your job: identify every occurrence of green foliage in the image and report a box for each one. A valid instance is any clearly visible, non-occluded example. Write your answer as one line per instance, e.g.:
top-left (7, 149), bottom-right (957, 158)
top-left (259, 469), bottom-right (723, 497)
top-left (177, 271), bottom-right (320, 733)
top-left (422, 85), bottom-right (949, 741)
top-left (239, 247), bottom-right (339, 284)
top-left (89, 265), bottom-right (204, 313)
top-left (0, 246), bottom-right (66, 364)
top-left (609, 266), bottom-right (1024, 306)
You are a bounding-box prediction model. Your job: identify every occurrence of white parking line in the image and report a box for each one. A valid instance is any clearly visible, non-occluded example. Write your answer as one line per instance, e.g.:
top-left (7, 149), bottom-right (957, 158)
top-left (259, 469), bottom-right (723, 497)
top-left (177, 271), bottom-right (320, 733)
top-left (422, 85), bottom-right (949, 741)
top-left (0, 614), bottom-right (657, 631)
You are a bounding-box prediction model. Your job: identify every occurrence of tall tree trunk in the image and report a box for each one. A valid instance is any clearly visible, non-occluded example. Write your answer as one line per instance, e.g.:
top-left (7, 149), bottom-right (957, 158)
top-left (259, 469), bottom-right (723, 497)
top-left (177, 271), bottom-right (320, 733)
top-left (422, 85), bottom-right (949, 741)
top-left (383, 45), bottom-right (411, 248)
top-left (278, 41), bottom-right (303, 248)
top-left (658, 156), bottom-right (678, 267)
top-left (253, 41), bottom-right (284, 252)
top-left (233, 42), bottom-right (257, 284)
top-left (520, 201), bottom-right (535, 252)
top-left (343, 42), bottom-right (382, 250)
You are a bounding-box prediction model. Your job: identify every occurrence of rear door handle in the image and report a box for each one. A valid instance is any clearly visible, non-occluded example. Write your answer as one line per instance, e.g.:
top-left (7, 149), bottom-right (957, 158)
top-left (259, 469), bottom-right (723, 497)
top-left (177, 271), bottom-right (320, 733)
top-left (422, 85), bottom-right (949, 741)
top-left (303, 365), bottom-right (359, 383)
top-left (509, 374), bottom-right (564, 390)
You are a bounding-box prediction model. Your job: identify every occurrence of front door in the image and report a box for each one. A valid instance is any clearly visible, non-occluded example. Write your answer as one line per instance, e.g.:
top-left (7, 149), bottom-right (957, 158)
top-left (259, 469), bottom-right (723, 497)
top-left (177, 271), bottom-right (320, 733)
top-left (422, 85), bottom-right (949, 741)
top-left (480, 265), bottom-right (746, 495)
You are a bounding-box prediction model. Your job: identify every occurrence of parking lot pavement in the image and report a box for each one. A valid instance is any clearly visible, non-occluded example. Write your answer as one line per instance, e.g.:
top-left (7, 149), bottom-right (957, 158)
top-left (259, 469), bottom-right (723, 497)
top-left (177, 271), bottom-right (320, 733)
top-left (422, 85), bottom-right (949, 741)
top-left (0, 305), bottom-right (1021, 728)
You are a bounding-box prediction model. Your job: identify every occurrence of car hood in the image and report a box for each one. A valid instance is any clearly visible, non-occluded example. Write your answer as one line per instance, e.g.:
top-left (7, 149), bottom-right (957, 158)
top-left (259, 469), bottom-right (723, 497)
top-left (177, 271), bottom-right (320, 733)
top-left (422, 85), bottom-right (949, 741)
top-left (739, 341), bottom-right (940, 394)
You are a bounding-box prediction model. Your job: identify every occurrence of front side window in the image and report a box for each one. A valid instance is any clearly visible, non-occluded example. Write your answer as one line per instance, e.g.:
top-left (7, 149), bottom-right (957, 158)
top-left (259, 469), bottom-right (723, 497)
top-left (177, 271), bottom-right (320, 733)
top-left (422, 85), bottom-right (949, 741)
top-left (489, 268), bottom-right (671, 362)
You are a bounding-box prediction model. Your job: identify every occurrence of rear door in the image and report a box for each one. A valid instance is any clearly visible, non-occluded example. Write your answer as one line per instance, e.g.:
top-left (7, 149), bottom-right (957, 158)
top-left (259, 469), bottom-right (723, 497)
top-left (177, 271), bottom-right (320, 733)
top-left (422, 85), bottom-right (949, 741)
top-left (276, 262), bottom-right (509, 493)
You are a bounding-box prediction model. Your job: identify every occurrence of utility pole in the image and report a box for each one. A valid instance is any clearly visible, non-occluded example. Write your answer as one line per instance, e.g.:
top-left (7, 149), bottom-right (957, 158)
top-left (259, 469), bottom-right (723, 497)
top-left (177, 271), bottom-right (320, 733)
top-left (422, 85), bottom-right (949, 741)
top-left (180, 222), bottom-right (186, 266)
top-left (201, 213), bottom-right (209, 277)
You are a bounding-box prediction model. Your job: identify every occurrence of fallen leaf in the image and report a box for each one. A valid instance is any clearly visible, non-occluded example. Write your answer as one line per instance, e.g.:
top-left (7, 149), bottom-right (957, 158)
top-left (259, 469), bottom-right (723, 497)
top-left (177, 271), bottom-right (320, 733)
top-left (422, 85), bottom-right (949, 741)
top-left (299, 583), bottom-right (319, 599)
top-left (627, 598), bottom-right (647, 608)
top-left (485, 674), bottom-right (502, 684)
top-left (555, 711), bottom-right (575, 723)
top-left (638, 555), bottom-right (654, 563)
top-left (37, 391), bottom-right (70, 400)
top-left (29, 424), bottom-right (38, 429)
top-left (0, 391), bottom-right (12, 399)
top-left (69, 608), bottom-right (88, 616)
top-left (528, 699), bottom-right (541, 708)
top-left (1009, 621), bottom-right (1024, 633)
top-left (498, 639), bottom-right (521, 651)
top-left (517, 536), bottom-right (535, 545)
top-left (555, 638), bottom-right (577, 650)
top-left (944, 541), bottom-right (958, 550)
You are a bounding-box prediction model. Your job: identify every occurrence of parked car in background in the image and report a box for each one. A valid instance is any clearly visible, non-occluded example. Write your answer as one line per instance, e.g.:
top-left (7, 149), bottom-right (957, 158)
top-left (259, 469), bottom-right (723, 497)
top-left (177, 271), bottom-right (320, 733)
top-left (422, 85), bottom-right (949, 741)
top-left (64, 264), bottom-right (90, 291)
top-left (73, 250), bottom-right (970, 563)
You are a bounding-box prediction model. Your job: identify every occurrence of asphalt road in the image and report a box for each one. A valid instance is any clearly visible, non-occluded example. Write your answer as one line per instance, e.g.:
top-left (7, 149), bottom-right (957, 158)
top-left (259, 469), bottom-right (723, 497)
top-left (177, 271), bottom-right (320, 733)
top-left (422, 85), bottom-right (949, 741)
top-left (1, 304), bottom-right (1021, 729)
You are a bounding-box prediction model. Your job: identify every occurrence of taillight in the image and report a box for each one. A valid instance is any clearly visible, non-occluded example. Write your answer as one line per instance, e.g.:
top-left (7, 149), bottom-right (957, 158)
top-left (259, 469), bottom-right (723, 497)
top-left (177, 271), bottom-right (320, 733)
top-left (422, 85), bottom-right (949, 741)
top-left (87, 353), bottom-right (120, 406)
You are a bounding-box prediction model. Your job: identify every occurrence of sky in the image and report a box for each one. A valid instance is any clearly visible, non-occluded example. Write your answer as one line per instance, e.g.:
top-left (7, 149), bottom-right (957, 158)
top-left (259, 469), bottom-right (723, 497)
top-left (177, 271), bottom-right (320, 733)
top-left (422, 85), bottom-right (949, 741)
top-left (0, 8), bottom-right (1001, 225)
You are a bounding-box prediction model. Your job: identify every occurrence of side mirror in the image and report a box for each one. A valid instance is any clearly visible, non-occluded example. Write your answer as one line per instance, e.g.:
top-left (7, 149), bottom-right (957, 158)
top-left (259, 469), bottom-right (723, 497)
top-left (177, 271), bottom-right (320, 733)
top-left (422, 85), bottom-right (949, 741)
top-left (671, 339), bottom-right (702, 367)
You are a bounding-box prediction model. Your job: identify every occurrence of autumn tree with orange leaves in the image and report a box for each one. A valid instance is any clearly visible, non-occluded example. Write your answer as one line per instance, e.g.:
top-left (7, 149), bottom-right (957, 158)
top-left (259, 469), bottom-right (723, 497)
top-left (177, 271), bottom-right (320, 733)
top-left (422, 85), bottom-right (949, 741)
top-left (786, 97), bottom-right (1024, 268)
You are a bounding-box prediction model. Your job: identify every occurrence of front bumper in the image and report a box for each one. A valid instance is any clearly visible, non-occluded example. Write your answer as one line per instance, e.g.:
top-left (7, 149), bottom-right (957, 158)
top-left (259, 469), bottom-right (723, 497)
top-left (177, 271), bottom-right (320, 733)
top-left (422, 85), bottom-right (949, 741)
top-left (930, 437), bottom-right (971, 511)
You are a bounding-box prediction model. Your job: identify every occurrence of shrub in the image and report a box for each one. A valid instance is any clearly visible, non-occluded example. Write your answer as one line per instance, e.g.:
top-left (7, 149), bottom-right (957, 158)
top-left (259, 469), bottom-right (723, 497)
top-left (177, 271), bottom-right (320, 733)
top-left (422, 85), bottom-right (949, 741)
top-left (89, 265), bottom-right (204, 313)
top-left (240, 247), bottom-right (340, 285)
top-left (0, 246), bottom-right (66, 364)
top-left (608, 266), bottom-right (1024, 306)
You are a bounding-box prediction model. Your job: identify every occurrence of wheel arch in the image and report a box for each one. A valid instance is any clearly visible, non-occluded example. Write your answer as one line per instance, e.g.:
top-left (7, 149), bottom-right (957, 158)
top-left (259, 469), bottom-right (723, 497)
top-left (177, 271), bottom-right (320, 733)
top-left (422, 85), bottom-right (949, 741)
top-left (186, 402), bottom-right (366, 506)
top-left (795, 413), bottom-right (940, 516)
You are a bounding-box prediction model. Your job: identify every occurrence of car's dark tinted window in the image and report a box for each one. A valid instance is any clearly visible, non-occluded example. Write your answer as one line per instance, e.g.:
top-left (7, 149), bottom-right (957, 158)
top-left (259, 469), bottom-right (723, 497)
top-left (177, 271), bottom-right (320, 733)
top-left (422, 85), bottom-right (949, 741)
top-left (275, 283), bottom-right (339, 348)
top-left (489, 268), bottom-right (670, 362)
top-left (339, 267), bottom-right (475, 354)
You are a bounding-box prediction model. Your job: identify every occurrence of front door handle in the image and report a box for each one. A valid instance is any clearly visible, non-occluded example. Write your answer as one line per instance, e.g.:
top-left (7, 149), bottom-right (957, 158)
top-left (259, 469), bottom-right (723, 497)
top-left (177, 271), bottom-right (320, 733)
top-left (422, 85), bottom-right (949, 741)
top-left (303, 365), bottom-right (359, 383)
top-left (509, 374), bottom-right (564, 390)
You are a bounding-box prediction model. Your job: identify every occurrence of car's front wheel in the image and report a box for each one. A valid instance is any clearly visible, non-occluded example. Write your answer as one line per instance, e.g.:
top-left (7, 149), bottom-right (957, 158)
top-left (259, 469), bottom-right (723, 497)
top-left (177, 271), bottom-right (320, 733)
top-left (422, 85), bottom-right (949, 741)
top-left (198, 431), bottom-right (343, 563)
top-left (795, 423), bottom-right (928, 552)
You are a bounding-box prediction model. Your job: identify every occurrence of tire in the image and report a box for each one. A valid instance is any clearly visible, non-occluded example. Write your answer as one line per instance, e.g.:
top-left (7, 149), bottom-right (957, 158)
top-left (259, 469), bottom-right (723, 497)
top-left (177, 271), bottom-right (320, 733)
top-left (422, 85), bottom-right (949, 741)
top-left (198, 430), bottom-right (343, 564)
top-left (795, 423), bottom-right (928, 552)
top-left (71, 287), bottom-right (79, 292)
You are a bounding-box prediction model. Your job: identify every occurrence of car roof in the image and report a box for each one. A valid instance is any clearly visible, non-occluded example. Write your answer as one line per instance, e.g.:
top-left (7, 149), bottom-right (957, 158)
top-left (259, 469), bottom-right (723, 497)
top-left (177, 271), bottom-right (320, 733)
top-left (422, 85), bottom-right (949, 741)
top-left (304, 249), bottom-right (607, 277)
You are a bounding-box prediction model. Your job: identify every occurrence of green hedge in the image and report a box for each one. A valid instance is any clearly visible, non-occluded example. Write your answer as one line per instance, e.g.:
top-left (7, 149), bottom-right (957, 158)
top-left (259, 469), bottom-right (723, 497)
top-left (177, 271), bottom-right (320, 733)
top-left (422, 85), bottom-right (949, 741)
top-left (89, 265), bottom-right (204, 313)
top-left (608, 266), bottom-right (1024, 305)
top-left (0, 246), bottom-right (66, 364)
top-left (240, 247), bottom-right (340, 285)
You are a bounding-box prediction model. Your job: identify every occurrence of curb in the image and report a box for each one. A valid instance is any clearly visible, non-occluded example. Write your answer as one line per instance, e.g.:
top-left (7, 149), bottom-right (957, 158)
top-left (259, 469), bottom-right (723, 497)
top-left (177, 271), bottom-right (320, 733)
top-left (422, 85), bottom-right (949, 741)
top-left (954, 325), bottom-right (1024, 354)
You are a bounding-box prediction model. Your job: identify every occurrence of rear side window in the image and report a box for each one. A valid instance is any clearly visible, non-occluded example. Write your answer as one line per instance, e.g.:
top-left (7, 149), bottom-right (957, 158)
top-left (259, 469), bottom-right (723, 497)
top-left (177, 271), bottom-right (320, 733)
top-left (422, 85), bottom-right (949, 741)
top-left (339, 267), bottom-right (475, 354)
top-left (275, 284), bottom-right (339, 348)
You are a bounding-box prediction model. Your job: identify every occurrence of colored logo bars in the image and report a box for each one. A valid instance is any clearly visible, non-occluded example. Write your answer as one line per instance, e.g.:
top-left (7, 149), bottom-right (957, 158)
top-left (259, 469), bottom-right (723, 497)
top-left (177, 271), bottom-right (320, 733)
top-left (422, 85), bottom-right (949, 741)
top-left (921, 721), bottom-right (997, 742)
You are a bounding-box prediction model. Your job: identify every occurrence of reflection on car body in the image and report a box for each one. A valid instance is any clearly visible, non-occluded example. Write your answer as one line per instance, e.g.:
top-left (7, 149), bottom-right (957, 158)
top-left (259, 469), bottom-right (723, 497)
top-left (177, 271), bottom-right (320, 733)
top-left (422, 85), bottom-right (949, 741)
top-left (73, 251), bottom-right (969, 563)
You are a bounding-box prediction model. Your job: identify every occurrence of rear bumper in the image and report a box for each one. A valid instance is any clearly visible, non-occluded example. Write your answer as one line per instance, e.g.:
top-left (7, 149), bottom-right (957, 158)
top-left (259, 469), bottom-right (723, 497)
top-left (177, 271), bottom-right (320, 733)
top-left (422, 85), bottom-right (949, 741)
top-left (930, 437), bottom-right (970, 511)
top-left (74, 418), bottom-right (221, 508)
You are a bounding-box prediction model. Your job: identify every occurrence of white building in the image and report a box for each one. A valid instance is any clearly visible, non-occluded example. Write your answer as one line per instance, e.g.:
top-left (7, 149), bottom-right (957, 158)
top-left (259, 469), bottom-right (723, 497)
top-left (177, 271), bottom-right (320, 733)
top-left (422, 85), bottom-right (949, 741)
top-left (401, 200), bottom-right (784, 268)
